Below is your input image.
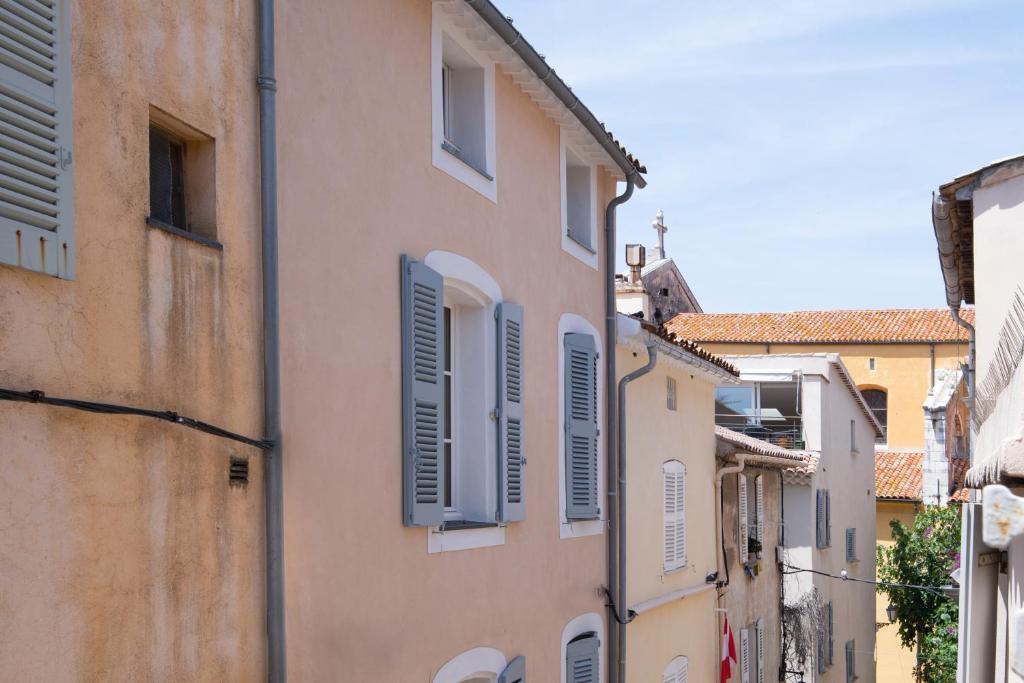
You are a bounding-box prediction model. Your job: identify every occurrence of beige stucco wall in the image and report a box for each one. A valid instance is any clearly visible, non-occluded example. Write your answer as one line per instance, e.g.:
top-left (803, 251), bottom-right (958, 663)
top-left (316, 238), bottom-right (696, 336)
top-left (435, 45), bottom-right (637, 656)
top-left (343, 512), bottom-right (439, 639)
top-left (277, 1), bottom-right (620, 679)
top-left (875, 501), bottom-right (919, 683)
top-left (703, 342), bottom-right (967, 451)
top-left (617, 346), bottom-right (721, 681)
top-left (720, 466), bottom-right (785, 682)
top-left (0, 1), bottom-right (265, 680)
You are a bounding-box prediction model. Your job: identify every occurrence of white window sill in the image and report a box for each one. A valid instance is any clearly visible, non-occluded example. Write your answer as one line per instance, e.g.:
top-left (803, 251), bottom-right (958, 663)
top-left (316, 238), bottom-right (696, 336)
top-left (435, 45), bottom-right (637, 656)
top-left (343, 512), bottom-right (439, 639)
top-left (560, 518), bottom-right (605, 539)
top-left (428, 523), bottom-right (506, 553)
top-left (561, 229), bottom-right (599, 270)
top-left (432, 139), bottom-right (496, 203)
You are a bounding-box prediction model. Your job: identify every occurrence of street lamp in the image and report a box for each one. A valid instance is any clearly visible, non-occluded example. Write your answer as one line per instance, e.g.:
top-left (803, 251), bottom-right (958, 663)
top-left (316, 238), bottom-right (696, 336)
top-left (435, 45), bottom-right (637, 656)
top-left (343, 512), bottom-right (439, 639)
top-left (886, 604), bottom-right (897, 622)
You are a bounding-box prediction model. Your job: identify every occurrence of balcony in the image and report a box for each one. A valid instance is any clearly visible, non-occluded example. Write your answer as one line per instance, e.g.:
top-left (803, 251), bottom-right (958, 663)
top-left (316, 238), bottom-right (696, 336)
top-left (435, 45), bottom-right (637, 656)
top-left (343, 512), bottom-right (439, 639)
top-left (714, 408), bottom-right (805, 450)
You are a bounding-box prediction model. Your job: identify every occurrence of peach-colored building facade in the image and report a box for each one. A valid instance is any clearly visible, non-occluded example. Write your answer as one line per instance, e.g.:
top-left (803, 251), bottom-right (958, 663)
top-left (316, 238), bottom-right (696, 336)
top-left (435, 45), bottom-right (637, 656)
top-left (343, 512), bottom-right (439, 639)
top-left (0, 1), bottom-right (265, 680)
top-left (276, 1), bottom-right (644, 680)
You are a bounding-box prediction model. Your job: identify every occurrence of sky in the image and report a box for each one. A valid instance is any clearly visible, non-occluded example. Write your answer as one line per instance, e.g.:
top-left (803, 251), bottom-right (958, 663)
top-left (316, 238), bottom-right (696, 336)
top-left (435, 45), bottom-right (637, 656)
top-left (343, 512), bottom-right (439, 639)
top-left (499, 0), bottom-right (1024, 312)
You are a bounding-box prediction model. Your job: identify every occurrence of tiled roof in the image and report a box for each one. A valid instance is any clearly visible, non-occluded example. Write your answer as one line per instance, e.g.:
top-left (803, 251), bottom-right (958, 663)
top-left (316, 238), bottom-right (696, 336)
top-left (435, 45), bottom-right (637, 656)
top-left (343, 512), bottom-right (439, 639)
top-left (714, 426), bottom-right (811, 465)
top-left (637, 320), bottom-right (739, 377)
top-left (950, 457), bottom-right (970, 502)
top-left (665, 308), bottom-right (975, 344)
top-left (875, 451), bottom-right (923, 501)
top-left (781, 453), bottom-right (820, 486)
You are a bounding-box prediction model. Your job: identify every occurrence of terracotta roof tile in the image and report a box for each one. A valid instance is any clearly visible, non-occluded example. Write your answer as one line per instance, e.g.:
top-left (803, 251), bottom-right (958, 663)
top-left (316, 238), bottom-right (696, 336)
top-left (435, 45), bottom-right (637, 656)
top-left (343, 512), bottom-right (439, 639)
top-left (875, 451), bottom-right (923, 501)
top-left (714, 426), bottom-right (812, 465)
top-left (665, 308), bottom-right (975, 345)
top-left (637, 320), bottom-right (740, 376)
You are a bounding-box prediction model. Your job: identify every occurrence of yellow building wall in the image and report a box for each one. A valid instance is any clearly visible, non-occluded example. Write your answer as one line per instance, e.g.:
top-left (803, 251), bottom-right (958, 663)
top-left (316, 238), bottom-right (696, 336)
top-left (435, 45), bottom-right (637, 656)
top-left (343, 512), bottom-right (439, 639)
top-left (699, 342), bottom-right (968, 451)
top-left (618, 345), bottom-right (722, 679)
top-left (875, 501), bottom-right (920, 682)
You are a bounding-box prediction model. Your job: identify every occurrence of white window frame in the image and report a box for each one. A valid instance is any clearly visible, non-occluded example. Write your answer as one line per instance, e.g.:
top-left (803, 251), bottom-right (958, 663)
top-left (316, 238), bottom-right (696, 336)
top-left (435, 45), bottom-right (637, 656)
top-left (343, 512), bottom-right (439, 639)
top-left (560, 130), bottom-right (599, 269)
top-left (425, 251), bottom-right (505, 553)
top-left (557, 313), bottom-right (605, 539)
top-left (431, 3), bottom-right (497, 202)
top-left (561, 613), bottom-right (605, 683)
top-left (663, 460), bottom-right (687, 572)
top-left (433, 647), bottom-right (507, 683)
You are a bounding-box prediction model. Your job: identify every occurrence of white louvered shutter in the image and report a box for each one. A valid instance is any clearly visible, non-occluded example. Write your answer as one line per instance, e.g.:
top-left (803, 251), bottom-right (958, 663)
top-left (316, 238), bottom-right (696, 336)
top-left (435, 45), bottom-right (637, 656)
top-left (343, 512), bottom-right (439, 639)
top-left (755, 474), bottom-right (765, 556)
top-left (740, 628), bottom-right (750, 683)
top-left (0, 0), bottom-right (75, 278)
top-left (737, 474), bottom-right (749, 564)
top-left (756, 618), bottom-right (765, 683)
top-left (661, 656), bottom-right (688, 683)
top-left (663, 460), bottom-right (686, 571)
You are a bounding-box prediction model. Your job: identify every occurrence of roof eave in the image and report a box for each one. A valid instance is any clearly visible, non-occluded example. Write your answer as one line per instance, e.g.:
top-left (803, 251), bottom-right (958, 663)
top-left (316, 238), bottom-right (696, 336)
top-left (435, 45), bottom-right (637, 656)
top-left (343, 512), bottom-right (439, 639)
top-left (465, 0), bottom-right (647, 187)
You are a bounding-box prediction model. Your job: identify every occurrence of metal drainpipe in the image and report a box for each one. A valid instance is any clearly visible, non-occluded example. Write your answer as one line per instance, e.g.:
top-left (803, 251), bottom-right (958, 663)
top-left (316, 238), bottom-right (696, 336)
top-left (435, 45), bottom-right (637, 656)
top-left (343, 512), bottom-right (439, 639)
top-left (605, 175), bottom-right (636, 683)
top-left (615, 344), bottom-right (657, 683)
top-left (257, 0), bottom-right (285, 680)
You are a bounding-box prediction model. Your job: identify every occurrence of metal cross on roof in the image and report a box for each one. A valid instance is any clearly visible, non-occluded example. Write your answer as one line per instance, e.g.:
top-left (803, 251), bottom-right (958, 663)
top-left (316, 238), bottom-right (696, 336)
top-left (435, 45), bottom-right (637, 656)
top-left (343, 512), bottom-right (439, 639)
top-left (652, 209), bottom-right (667, 259)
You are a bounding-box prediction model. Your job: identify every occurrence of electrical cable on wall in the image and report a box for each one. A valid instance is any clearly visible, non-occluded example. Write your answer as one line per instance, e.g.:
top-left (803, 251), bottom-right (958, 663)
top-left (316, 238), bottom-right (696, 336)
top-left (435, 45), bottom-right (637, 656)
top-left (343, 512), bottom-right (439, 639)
top-left (0, 387), bottom-right (272, 451)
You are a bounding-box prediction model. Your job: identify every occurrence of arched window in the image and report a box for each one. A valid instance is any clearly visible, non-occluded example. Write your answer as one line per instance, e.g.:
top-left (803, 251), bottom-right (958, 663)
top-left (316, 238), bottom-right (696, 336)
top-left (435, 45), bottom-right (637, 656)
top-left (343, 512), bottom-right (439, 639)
top-left (662, 655), bottom-right (688, 683)
top-left (860, 388), bottom-right (887, 444)
top-left (953, 414), bottom-right (967, 460)
top-left (432, 647), bottom-right (506, 683)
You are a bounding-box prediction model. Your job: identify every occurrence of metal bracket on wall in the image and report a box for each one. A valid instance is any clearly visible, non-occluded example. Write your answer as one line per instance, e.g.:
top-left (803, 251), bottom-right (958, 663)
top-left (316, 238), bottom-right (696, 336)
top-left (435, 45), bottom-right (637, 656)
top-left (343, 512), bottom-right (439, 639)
top-left (982, 485), bottom-right (1024, 549)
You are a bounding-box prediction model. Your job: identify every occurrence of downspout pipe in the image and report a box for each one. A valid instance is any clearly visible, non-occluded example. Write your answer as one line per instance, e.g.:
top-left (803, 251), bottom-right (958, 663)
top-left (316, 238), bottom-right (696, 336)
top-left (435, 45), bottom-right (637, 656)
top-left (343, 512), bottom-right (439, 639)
top-left (605, 176), bottom-right (637, 683)
top-left (614, 344), bottom-right (657, 683)
top-left (714, 456), bottom-right (745, 683)
top-left (257, 0), bottom-right (285, 680)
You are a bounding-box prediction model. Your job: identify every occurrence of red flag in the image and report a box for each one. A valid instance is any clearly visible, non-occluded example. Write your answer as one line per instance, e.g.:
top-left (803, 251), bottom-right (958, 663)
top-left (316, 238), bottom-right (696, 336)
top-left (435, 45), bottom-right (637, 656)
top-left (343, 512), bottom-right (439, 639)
top-left (721, 616), bottom-right (737, 682)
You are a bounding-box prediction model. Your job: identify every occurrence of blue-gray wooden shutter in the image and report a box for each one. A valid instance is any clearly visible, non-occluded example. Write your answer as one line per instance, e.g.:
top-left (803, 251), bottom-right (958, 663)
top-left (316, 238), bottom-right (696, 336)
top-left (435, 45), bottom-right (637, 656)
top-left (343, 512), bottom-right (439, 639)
top-left (845, 640), bottom-right (854, 682)
top-left (497, 302), bottom-right (525, 522)
top-left (825, 490), bottom-right (832, 547)
top-left (815, 490), bottom-right (825, 548)
top-left (827, 602), bottom-right (834, 665)
top-left (401, 255), bottom-right (445, 526)
top-left (0, 0), bottom-right (76, 278)
top-left (566, 634), bottom-right (599, 683)
top-left (846, 527), bottom-right (856, 562)
top-left (498, 655), bottom-right (525, 683)
top-left (564, 333), bottom-right (598, 520)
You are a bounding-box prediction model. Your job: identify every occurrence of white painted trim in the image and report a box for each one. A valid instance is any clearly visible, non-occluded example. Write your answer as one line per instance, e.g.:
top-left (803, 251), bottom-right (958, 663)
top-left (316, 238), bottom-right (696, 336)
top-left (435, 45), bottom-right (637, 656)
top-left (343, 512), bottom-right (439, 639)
top-left (426, 250), bottom-right (503, 304)
top-left (431, 3), bottom-right (497, 203)
top-left (560, 129), bottom-right (599, 270)
top-left (428, 525), bottom-right (506, 554)
top-left (433, 646), bottom-right (507, 683)
top-left (561, 612), bottom-right (605, 683)
top-left (558, 313), bottom-right (606, 539)
top-left (425, 250), bottom-right (505, 553)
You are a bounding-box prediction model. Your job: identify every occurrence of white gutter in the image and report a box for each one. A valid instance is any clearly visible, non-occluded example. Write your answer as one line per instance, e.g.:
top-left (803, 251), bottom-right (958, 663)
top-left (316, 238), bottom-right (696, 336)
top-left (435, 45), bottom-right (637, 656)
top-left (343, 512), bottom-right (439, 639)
top-left (629, 583), bottom-right (717, 616)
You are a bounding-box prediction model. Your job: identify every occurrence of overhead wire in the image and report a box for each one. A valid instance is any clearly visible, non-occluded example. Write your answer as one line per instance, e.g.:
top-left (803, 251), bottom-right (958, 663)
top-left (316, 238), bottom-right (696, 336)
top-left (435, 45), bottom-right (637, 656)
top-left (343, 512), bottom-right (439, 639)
top-left (0, 387), bottom-right (272, 451)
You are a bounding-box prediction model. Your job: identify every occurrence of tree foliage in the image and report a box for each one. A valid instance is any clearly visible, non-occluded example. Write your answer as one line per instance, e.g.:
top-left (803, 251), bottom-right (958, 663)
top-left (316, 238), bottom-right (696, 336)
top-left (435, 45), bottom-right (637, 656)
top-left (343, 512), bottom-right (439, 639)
top-left (876, 504), bottom-right (960, 683)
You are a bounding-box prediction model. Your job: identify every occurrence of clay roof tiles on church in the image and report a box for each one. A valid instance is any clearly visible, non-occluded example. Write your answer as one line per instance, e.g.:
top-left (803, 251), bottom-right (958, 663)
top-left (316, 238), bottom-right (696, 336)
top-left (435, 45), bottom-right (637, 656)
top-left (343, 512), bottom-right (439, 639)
top-left (665, 308), bottom-right (975, 345)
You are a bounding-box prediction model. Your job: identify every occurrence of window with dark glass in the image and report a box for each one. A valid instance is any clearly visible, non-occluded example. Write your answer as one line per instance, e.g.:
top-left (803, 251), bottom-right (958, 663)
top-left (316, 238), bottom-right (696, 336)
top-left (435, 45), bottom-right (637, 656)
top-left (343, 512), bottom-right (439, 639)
top-left (149, 125), bottom-right (186, 230)
top-left (860, 388), bottom-right (888, 443)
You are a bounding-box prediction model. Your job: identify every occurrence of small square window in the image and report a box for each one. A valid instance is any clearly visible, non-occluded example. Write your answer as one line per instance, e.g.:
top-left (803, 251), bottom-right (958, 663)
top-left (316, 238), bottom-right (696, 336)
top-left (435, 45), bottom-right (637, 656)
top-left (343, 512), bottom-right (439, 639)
top-left (666, 376), bottom-right (677, 411)
top-left (564, 144), bottom-right (594, 250)
top-left (440, 36), bottom-right (489, 178)
top-left (147, 108), bottom-right (217, 243)
top-left (868, 358), bottom-right (876, 371)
